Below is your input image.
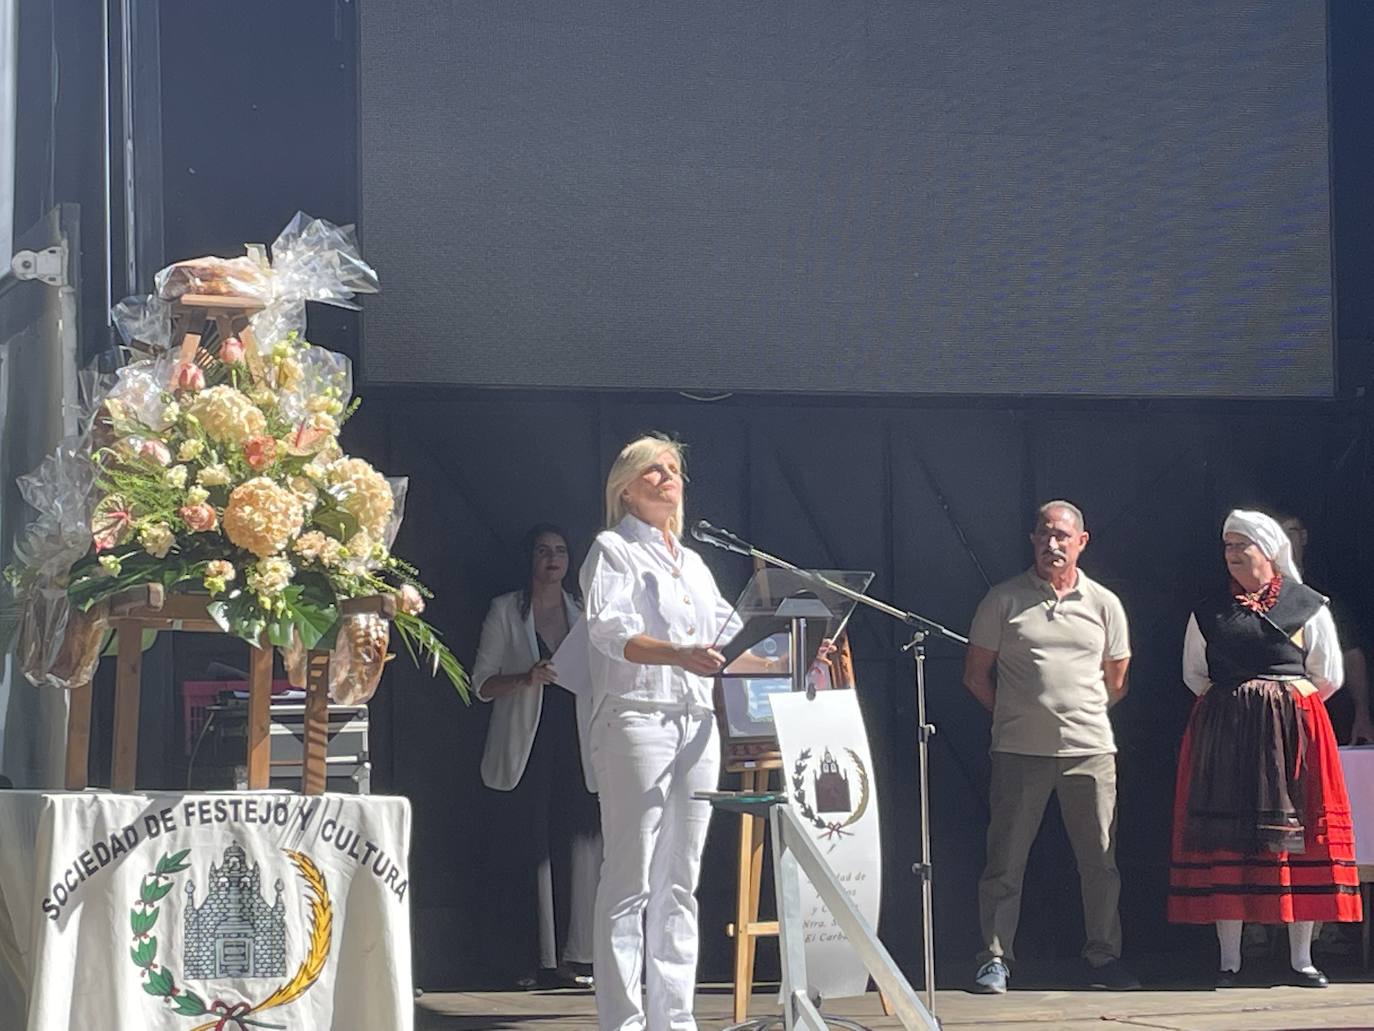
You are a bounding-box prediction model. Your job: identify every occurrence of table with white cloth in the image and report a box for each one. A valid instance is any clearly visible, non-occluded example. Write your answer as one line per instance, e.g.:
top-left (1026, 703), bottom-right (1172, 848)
top-left (1337, 747), bottom-right (1374, 967)
top-left (0, 790), bottom-right (413, 1030)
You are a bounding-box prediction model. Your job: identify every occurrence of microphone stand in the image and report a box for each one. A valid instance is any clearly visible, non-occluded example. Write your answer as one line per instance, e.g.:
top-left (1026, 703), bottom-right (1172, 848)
top-left (697, 524), bottom-right (966, 1016)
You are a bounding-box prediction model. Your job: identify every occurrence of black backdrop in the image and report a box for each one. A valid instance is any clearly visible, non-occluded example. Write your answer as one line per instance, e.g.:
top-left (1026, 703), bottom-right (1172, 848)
top-left (143, 0), bottom-right (1374, 990)
top-left (345, 391), bottom-right (1373, 986)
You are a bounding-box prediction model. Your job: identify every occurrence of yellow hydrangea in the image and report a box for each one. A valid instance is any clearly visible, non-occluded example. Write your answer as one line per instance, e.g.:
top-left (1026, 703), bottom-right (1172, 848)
top-left (288, 475), bottom-right (319, 513)
top-left (327, 458), bottom-right (393, 539)
top-left (293, 530), bottom-right (341, 567)
top-left (197, 463), bottom-right (231, 487)
top-left (222, 477), bottom-right (304, 558)
top-left (246, 556), bottom-right (294, 597)
top-left (190, 385), bottom-right (266, 445)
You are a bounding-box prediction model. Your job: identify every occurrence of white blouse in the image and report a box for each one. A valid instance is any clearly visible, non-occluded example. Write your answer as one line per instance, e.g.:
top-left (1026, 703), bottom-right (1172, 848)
top-left (1181, 605), bottom-right (1344, 699)
top-left (580, 514), bottom-right (738, 714)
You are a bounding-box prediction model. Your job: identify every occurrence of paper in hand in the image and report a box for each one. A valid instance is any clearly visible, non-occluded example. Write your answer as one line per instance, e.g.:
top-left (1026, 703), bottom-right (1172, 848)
top-left (550, 617), bottom-right (591, 698)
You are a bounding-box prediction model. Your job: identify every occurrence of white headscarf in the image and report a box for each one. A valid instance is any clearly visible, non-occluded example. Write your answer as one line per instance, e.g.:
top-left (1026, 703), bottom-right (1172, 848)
top-left (1222, 509), bottom-right (1302, 584)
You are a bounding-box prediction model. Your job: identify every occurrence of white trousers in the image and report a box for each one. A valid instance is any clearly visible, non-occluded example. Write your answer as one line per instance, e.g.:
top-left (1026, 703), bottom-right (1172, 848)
top-left (591, 704), bottom-right (720, 1031)
top-left (535, 829), bottom-right (602, 966)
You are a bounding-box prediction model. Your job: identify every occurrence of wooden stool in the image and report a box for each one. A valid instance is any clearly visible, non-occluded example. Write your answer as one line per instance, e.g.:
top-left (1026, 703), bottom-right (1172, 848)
top-left (65, 584), bottom-right (394, 794)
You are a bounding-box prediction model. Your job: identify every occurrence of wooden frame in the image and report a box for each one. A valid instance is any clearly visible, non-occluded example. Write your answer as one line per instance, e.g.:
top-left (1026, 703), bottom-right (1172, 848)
top-left (65, 584), bottom-right (394, 795)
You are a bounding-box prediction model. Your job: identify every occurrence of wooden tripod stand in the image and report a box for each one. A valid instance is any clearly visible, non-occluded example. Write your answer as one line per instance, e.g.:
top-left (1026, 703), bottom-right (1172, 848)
top-left (65, 584), bottom-right (394, 794)
top-left (726, 754), bottom-right (782, 1024)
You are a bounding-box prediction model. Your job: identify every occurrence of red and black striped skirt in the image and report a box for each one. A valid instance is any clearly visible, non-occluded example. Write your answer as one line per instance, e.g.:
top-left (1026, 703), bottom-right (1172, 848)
top-left (1168, 680), bottom-right (1362, 924)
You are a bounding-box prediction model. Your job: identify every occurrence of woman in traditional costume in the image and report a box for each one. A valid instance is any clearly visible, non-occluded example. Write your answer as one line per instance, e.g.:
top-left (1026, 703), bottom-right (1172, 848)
top-left (1168, 510), bottom-right (1361, 987)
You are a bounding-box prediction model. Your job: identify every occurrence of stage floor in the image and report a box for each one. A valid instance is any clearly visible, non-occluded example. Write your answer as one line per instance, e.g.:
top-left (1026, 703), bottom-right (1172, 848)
top-left (415, 983), bottom-right (1374, 1030)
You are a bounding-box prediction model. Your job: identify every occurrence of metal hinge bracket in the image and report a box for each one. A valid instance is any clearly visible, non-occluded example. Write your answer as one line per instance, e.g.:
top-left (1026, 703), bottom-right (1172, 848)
top-left (10, 244), bottom-right (69, 287)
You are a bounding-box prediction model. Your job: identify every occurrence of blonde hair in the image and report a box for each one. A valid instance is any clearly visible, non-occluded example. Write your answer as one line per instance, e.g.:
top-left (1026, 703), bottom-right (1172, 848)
top-left (604, 433), bottom-right (686, 537)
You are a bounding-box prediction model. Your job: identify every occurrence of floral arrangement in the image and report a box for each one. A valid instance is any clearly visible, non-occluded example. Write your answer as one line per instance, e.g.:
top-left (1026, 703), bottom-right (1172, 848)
top-left (5, 214), bottom-right (468, 701)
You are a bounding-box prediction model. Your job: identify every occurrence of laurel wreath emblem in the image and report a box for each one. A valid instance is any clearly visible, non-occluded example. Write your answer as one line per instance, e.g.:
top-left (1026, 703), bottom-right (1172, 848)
top-left (129, 847), bottom-right (334, 1030)
top-left (791, 746), bottom-right (871, 839)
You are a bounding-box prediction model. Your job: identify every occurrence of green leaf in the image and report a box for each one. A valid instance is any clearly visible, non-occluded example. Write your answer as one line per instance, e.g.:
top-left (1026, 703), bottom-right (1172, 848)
top-left (130, 937), bottom-right (157, 967)
top-left (131, 907), bottom-right (158, 936)
top-left (310, 503), bottom-right (359, 543)
top-left (217, 592), bottom-right (268, 646)
top-left (144, 966), bottom-right (173, 996)
top-left (172, 990), bottom-right (208, 1016)
top-left (289, 603), bottom-right (337, 651)
top-left (67, 549), bottom-right (175, 611)
top-left (393, 612), bottom-right (471, 702)
top-left (156, 849), bottom-right (191, 875)
top-left (144, 879), bottom-right (174, 903)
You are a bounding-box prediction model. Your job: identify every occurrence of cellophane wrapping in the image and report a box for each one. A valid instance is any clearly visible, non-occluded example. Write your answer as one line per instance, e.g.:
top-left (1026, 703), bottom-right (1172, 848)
top-left (282, 615), bottom-right (391, 706)
top-left (11, 439), bottom-right (106, 688)
top-left (113, 212), bottom-right (378, 355)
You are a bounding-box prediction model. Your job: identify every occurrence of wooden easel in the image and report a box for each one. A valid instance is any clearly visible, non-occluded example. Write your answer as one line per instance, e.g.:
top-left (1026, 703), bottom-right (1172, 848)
top-left (65, 584), bottom-right (394, 794)
top-left (168, 293), bottom-right (266, 371)
top-left (725, 752), bottom-right (782, 1024)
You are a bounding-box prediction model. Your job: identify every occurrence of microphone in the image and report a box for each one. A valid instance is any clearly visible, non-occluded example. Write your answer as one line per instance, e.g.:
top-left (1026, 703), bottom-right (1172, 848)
top-left (691, 520), bottom-right (754, 557)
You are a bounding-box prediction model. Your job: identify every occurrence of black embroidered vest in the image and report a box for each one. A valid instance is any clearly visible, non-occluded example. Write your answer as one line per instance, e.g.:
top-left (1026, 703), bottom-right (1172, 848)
top-left (1192, 580), bottom-right (1326, 690)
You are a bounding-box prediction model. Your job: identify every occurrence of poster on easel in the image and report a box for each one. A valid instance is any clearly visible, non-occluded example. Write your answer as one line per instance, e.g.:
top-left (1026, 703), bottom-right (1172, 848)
top-left (769, 689), bottom-right (883, 1001)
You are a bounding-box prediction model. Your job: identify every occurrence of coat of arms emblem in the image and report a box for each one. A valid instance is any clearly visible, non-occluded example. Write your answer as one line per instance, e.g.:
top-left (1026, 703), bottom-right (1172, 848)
top-left (129, 841), bottom-right (333, 1027)
top-left (791, 746), bottom-right (871, 839)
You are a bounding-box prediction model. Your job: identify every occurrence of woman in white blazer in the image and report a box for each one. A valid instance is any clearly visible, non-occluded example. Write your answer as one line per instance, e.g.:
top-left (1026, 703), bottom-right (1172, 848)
top-left (475, 523), bottom-right (601, 989)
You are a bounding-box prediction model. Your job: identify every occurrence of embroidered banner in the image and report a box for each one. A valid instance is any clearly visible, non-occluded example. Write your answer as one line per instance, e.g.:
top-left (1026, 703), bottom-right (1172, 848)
top-left (769, 691), bottom-right (883, 1001)
top-left (0, 791), bottom-right (411, 1030)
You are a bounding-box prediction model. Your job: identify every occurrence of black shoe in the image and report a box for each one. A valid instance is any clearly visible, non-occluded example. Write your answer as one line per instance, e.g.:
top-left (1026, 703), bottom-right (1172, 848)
top-left (1086, 959), bottom-right (1141, 991)
top-left (563, 962), bottom-right (594, 990)
top-left (1289, 966), bottom-right (1329, 988)
top-left (1215, 968), bottom-right (1241, 989)
top-left (535, 966), bottom-right (594, 990)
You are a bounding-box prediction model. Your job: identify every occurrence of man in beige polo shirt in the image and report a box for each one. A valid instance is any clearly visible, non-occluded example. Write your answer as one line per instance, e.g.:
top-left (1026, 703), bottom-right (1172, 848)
top-left (963, 500), bottom-right (1138, 994)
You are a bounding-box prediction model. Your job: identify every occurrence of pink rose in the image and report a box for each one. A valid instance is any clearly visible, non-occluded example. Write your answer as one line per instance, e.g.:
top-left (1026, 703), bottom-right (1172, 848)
top-left (396, 584), bottom-right (426, 615)
top-left (242, 435), bottom-right (278, 471)
top-left (179, 503), bottom-right (218, 533)
top-left (175, 362), bottom-right (205, 393)
top-left (138, 439), bottom-right (172, 466)
top-left (220, 336), bottom-right (247, 364)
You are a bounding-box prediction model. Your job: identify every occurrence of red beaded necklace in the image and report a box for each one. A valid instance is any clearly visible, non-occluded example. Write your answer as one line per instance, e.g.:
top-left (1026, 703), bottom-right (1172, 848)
top-left (1232, 572), bottom-right (1283, 614)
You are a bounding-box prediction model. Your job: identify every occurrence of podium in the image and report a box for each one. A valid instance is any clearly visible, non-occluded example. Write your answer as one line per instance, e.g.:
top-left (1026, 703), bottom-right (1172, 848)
top-left (713, 568), bottom-right (873, 1025)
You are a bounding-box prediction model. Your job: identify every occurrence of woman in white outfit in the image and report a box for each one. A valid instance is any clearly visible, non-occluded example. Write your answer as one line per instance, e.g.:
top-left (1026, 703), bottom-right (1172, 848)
top-left (581, 435), bottom-right (735, 1031)
top-left (475, 523), bottom-right (601, 989)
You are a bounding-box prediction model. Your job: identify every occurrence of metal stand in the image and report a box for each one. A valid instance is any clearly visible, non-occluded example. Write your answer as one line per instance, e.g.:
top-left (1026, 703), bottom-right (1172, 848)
top-left (694, 522), bottom-right (966, 1018)
top-left (903, 633), bottom-right (937, 1015)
